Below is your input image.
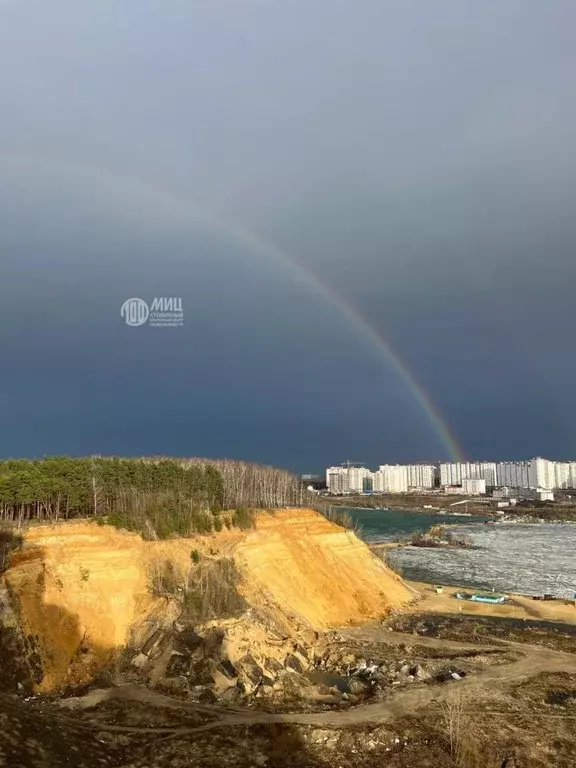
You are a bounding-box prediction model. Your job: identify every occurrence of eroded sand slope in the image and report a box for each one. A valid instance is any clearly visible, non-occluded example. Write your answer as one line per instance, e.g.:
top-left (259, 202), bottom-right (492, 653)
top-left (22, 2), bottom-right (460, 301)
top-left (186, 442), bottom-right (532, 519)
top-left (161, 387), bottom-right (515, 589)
top-left (3, 509), bottom-right (412, 690)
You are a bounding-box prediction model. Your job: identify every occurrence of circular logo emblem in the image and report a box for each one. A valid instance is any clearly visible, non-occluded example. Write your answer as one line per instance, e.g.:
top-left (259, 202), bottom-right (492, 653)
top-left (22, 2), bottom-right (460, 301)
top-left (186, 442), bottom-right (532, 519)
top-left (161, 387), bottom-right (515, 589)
top-left (121, 298), bottom-right (149, 327)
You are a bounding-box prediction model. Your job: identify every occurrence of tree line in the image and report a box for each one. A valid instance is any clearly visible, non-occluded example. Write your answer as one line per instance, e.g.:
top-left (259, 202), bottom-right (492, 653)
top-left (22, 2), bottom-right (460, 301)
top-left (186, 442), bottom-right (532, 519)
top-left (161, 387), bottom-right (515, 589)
top-left (0, 456), bottom-right (311, 535)
top-left (184, 458), bottom-right (307, 510)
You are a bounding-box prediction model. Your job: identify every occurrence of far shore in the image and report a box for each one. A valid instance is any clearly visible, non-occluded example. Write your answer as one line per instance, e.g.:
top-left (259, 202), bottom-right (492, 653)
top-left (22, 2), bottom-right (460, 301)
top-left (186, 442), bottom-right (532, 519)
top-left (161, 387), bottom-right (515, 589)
top-left (323, 493), bottom-right (576, 522)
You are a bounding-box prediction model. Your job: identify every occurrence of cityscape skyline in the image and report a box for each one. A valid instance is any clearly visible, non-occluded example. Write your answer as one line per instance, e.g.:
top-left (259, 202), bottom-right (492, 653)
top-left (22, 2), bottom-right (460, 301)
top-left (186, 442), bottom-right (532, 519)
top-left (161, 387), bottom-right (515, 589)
top-left (326, 457), bottom-right (576, 494)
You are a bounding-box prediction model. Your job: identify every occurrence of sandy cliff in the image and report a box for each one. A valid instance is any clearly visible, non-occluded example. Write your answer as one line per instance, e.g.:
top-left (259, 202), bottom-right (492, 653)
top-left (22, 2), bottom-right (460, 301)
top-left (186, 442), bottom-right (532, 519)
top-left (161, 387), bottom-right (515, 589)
top-left (2, 509), bottom-right (412, 691)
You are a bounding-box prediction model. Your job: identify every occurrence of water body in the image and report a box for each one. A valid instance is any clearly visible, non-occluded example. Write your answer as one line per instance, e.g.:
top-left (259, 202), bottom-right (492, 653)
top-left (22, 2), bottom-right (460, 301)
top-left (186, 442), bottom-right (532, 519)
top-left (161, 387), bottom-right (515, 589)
top-left (343, 507), bottom-right (488, 542)
top-left (345, 508), bottom-right (576, 598)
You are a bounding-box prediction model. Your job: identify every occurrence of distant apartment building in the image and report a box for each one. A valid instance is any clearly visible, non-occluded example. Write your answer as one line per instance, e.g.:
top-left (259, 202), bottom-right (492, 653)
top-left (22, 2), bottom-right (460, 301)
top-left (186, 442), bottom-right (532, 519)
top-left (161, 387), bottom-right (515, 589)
top-left (406, 464), bottom-right (435, 490)
top-left (326, 466), bottom-right (349, 494)
top-left (528, 457), bottom-right (556, 490)
top-left (373, 465), bottom-right (408, 493)
top-left (553, 461), bottom-right (576, 489)
top-left (439, 462), bottom-right (497, 488)
top-left (326, 466), bottom-right (372, 494)
top-left (348, 466), bottom-right (373, 493)
top-left (496, 461), bottom-right (531, 488)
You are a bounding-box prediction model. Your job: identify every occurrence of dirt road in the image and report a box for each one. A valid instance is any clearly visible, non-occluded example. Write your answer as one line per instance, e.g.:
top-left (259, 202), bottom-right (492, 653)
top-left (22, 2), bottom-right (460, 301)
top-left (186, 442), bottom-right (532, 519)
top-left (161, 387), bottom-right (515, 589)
top-left (60, 625), bottom-right (576, 735)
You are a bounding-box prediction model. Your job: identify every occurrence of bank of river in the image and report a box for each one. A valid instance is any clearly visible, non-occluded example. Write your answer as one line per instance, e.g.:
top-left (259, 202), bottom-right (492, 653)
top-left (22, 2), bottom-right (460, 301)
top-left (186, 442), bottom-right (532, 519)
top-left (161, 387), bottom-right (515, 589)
top-left (345, 508), bottom-right (576, 598)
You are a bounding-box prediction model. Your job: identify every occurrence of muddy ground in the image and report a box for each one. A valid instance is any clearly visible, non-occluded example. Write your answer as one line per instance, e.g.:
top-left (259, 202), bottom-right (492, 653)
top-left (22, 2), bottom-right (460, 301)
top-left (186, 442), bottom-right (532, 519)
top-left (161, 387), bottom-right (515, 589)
top-left (2, 614), bottom-right (576, 768)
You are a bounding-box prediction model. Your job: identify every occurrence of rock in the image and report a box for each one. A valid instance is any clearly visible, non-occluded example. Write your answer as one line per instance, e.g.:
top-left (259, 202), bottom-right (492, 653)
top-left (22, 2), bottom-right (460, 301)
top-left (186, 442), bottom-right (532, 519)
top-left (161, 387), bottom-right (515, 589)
top-left (142, 630), bottom-right (168, 660)
top-left (189, 659), bottom-right (215, 685)
top-left (285, 653), bottom-right (305, 674)
top-left (292, 650), bottom-right (310, 671)
top-left (149, 646), bottom-right (179, 685)
top-left (219, 658), bottom-right (238, 679)
top-left (219, 685), bottom-right (241, 704)
top-left (294, 643), bottom-right (309, 659)
top-left (264, 657), bottom-right (284, 673)
top-left (437, 667), bottom-right (467, 683)
top-left (208, 660), bottom-right (238, 694)
top-left (198, 688), bottom-right (217, 704)
top-left (131, 652), bottom-right (149, 669)
top-left (174, 628), bottom-right (203, 652)
top-left (400, 664), bottom-right (411, 675)
top-left (203, 628), bottom-right (225, 658)
top-left (410, 664), bottom-right (430, 680)
top-left (501, 758), bottom-right (516, 768)
top-left (237, 655), bottom-right (264, 685)
top-left (167, 652), bottom-right (190, 678)
top-left (348, 677), bottom-right (369, 695)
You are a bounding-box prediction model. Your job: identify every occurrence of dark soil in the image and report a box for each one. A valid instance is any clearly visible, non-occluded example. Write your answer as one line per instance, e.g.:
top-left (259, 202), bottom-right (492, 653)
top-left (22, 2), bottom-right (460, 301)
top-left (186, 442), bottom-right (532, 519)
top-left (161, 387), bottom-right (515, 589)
top-left (388, 612), bottom-right (576, 653)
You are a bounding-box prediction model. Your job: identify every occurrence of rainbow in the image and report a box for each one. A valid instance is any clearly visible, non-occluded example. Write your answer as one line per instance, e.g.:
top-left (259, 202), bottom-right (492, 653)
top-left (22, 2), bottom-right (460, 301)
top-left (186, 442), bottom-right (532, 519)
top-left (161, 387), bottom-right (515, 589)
top-left (1, 155), bottom-right (464, 461)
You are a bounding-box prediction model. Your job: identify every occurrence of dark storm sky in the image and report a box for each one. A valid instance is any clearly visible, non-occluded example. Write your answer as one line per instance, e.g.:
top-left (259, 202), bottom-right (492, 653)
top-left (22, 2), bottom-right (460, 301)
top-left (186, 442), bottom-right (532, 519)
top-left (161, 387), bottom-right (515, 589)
top-left (1, 1), bottom-right (576, 471)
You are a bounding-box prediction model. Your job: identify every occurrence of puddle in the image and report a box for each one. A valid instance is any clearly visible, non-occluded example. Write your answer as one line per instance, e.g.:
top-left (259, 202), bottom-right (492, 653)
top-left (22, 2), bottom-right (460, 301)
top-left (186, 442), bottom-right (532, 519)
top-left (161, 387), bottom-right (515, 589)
top-left (307, 669), bottom-right (350, 693)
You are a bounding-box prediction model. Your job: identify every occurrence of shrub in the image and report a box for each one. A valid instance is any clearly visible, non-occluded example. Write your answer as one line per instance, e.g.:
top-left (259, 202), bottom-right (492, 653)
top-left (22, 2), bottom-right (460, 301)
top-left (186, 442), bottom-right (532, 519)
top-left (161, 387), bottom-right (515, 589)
top-left (148, 556), bottom-right (246, 623)
top-left (0, 527), bottom-right (23, 573)
top-left (183, 558), bottom-right (246, 621)
top-left (232, 507), bottom-right (255, 530)
top-left (149, 559), bottom-right (182, 597)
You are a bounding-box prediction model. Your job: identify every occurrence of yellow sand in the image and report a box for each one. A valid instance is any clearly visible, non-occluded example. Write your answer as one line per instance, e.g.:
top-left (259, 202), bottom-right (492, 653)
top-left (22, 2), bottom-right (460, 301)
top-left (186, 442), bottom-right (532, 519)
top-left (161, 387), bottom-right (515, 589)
top-left (3, 509), bottom-right (412, 691)
top-left (408, 581), bottom-right (576, 624)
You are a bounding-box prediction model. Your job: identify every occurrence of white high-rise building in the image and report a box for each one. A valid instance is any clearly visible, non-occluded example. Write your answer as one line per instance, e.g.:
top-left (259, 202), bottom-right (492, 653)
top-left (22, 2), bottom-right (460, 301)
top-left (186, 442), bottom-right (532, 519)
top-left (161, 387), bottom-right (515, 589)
top-left (326, 466), bottom-right (373, 494)
top-left (326, 466), bottom-right (349, 494)
top-left (496, 461), bottom-right (531, 488)
top-left (348, 467), bottom-right (373, 493)
top-left (528, 457), bottom-right (556, 490)
top-left (555, 462), bottom-right (571, 489)
top-left (406, 464), bottom-right (435, 490)
top-left (373, 465), bottom-right (408, 493)
top-left (439, 462), bottom-right (497, 488)
top-left (440, 463), bottom-right (463, 486)
top-left (569, 462), bottom-right (576, 489)
top-left (477, 462), bottom-right (497, 486)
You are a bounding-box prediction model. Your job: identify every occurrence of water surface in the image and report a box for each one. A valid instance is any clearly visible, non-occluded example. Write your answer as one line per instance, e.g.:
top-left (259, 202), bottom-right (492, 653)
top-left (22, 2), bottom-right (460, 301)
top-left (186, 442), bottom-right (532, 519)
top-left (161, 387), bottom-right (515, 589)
top-left (344, 508), bottom-right (576, 598)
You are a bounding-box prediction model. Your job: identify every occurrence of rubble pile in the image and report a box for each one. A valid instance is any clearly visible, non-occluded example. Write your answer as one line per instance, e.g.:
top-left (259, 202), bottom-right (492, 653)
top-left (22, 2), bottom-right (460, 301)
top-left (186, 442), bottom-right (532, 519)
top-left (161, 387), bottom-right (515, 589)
top-left (127, 621), bottom-right (461, 708)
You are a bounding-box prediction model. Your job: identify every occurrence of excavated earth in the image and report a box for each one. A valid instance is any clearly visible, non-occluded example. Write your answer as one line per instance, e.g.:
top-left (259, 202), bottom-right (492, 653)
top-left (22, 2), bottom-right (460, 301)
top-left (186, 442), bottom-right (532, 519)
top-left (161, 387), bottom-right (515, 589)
top-left (1, 510), bottom-right (576, 767)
